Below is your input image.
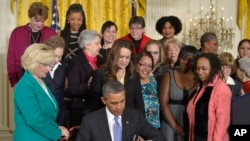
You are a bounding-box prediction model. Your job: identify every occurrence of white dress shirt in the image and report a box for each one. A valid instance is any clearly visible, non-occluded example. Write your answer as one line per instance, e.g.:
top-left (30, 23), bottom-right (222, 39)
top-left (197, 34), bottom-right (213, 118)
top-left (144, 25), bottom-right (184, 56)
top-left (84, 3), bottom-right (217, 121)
top-left (106, 107), bottom-right (122, 141)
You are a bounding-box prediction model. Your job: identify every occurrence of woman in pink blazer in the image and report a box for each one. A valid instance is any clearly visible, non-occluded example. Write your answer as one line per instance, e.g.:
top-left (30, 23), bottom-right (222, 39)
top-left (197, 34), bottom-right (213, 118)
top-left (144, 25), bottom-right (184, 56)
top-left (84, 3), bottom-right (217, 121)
top-left (186, 53), bottom-right (231, 141)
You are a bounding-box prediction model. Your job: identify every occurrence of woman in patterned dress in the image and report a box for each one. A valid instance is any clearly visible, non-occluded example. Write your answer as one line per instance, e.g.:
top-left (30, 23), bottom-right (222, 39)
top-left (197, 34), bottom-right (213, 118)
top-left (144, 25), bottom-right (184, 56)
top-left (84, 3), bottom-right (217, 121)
top-left (135, 51), bottom-right (160, 129)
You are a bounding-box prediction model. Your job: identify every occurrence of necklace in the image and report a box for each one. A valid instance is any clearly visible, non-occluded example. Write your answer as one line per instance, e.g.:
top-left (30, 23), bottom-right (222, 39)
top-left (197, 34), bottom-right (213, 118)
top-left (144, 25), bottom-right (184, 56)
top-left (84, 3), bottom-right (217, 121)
top-left (31, 31), bottom-right (41, 43)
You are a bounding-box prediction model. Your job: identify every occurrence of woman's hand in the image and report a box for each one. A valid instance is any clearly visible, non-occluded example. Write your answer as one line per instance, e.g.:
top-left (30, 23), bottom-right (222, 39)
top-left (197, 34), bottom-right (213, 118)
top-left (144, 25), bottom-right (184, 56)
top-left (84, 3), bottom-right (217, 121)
top-left (59, 126), bottom-right (69, 140)
top-left (174, 124), bottom-right (184, 137)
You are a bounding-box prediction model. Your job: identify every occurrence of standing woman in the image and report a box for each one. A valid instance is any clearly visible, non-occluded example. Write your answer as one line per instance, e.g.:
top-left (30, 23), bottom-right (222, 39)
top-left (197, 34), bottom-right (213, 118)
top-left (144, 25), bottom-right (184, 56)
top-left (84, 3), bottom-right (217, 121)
top-left (7, 2), bottom-right (57, 87)
top-left (67, 30), bottom-right (101, 126)
top-left (155, 16), bottom-right (182, 46)
top-left (237, 39), bottom-right (250, 58)
top-left (43, 35), bottom-right (67, 126)
top-left (97, 21), bottom-right (118, 67)
top-left (164, 38), bottom-right (183, 69)
top-left (13, 44), bottom-right (69, 141)
top-left (86, 39), bottom-right (145, 114)
top-left (159, 46), bottom-right (199, 141)
top-left (60, 3), bottom-right (86, 62)
top-left (144, 40), bottom-right (168, 85)
top-left (135, 51), bottom-right (161, 129)
top-left (187, 53), bottom-right (231, 141)
top-left (235, 57), bottom-right (250, 94)
top-left (218, 52), bottom-right (243, 98)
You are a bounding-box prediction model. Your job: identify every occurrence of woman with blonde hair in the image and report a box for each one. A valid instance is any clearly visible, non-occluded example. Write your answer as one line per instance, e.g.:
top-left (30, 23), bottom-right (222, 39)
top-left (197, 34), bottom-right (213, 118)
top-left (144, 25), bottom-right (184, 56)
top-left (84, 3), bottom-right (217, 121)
top-left (13, 43), bottom-right (69, 141)
top-left (144, 39), bottom-right (168, 87)
top-left (163, 38), bottom-right (183, 69)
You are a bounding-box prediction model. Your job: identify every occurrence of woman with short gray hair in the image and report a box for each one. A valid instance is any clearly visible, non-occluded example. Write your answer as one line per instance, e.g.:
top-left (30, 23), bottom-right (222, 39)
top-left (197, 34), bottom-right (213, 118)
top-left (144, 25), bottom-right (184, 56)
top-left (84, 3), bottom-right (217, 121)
top-left (67, 29), bottom-right (101, 126)
top-left (236, 57), bottom-right (250, 94)
top-left (78, 30), bottom-right (102, 50)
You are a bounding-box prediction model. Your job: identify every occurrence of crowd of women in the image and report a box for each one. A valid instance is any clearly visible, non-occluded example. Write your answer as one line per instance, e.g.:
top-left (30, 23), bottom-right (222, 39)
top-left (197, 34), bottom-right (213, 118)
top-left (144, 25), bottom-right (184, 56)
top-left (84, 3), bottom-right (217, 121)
top-left (7, 2), bottom-right (250, 141)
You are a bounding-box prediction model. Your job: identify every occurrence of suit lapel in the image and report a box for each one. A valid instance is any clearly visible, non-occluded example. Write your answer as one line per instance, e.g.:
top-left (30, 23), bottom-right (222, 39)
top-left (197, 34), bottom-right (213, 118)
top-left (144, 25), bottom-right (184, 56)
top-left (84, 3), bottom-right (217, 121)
top-left (98, 108), bottom-right (113, 141)
top-left (25, 71), bottom-right (58, 110)
top-left (121, 109), bottom-right (132, 141)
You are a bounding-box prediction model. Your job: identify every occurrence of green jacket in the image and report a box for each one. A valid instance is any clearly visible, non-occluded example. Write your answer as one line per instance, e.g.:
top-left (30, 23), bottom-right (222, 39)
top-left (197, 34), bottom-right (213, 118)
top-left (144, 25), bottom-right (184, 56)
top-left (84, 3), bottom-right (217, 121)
top-left (13, 71), bottom-right (61, 141)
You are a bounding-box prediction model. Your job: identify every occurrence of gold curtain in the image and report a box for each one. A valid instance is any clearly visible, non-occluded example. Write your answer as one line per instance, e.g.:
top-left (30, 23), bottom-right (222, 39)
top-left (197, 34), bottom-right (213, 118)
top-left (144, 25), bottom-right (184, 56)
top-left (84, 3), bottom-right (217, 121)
top-left (237, 0), bottom-right (250, 38)
top-left (11, 0), bottom-right (145, 38)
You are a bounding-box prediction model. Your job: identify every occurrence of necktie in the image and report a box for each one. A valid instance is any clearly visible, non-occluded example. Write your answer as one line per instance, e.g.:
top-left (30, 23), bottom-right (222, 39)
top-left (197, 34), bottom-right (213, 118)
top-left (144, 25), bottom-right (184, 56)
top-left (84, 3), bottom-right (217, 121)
top-left (113, 116), bottom-right (122, 141)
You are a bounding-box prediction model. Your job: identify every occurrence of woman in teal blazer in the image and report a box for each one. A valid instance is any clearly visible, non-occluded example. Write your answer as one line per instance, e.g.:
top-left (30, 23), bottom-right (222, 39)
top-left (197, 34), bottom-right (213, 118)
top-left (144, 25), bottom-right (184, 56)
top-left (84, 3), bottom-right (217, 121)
top-left (13, 43), bottom-right (69, 141)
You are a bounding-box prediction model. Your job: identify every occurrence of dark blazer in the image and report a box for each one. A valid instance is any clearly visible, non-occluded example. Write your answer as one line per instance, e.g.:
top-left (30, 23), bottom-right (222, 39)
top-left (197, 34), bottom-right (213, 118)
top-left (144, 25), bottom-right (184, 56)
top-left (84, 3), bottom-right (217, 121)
top-left (85, 68), bottom-right (144, 114)
top-left (42, 62), bottom-right (67, 126)
top-left (231, 94), bottom-right (250, 124)
top-left (76, 107), bottom-right (166, 141)
top-left (67, 51), bottom-right (95, 109)
top-left (228, 79), bottom-right (242, 99)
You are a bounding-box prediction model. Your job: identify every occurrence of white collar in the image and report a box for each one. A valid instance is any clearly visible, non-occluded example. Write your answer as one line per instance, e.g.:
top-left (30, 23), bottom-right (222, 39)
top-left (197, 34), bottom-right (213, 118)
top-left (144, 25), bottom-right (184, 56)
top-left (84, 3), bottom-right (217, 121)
top-left (226, 76), bottom-right (235, 85)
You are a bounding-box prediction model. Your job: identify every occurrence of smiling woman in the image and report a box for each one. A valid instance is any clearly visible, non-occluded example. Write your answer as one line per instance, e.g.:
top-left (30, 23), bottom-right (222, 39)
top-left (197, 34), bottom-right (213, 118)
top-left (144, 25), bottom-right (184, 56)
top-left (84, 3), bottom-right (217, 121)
top-left (187, 53), bottom-right (231, 141)
top-left (7, 2), bottom-right (57, 87)
top-left (135, 51), bottom-right (160, 129)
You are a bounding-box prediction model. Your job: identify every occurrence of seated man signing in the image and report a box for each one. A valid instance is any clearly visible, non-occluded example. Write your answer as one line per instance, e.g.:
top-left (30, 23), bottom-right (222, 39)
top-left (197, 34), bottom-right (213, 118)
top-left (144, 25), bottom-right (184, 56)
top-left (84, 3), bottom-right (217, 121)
top-left (76, 80), bottom-right (165, 141)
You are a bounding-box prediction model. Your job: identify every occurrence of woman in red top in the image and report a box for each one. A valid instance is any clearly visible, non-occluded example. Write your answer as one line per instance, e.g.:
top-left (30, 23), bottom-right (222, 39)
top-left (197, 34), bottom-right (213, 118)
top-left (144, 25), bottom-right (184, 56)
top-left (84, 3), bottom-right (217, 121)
top-left (7, 2), bottom-right (56, 87)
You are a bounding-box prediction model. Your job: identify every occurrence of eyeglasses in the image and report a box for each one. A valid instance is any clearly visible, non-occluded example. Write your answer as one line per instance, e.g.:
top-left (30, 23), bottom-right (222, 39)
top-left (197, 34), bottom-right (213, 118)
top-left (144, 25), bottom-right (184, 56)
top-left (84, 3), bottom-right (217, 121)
top-left (129, 27), bottom-right (142, 31)
top-left (137, 62), bottom-right (152, 69)
top-left (148, 51), bottom-right (159, 55)
top-left (209, 41), bottom-right (220, 47)
top-left (221, 65), bottom-right (232, 70)
top-left (40, 63), bottom-right (55, 68)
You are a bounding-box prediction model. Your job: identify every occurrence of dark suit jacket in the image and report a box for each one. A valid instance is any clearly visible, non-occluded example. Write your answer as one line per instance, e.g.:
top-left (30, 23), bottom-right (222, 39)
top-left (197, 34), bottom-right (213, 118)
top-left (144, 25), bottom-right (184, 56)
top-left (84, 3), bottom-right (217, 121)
top-left (231, 94), bottom-right (250, 124)
top-left (85, 68), bottom-right (145, 114)
top-left (67, 51), bottom-right (95, 109)
top-left (42, 62), bottom-right (67, 125)
top-left (76, 107), bottom-right (166, 141)
top-left (228, 79), bottom-right (242, 99)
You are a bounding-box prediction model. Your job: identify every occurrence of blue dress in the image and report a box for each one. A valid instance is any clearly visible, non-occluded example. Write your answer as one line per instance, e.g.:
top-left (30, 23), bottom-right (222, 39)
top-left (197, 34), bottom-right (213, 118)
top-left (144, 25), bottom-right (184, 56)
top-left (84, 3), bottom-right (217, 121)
top-left (141, 76), bottom-right (160, 128)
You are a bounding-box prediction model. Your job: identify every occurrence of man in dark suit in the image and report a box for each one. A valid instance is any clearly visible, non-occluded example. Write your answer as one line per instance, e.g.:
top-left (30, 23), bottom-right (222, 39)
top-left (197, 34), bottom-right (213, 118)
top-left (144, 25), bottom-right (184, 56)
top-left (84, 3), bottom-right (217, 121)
top-left (76, 80), bottom-right (165, 141)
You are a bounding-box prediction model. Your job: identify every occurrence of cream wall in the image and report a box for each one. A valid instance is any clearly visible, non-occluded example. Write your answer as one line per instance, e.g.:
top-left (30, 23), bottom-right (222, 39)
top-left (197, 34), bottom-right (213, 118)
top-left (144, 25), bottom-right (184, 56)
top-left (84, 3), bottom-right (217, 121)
top-left (0, 0), bottom-right (242, 140)
top-left (0, 0), bottom-right (16, 141)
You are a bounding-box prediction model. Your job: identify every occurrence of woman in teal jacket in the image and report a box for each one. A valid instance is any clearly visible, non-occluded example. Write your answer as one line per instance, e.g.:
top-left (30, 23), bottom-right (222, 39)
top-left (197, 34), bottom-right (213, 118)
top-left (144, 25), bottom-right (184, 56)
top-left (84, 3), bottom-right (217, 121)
top-left (13, 43), bottom-right (69, 141)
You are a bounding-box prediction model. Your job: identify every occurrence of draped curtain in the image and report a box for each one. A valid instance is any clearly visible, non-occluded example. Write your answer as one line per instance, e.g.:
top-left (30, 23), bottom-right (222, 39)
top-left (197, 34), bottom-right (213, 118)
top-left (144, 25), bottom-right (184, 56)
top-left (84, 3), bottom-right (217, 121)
top-left (11, 0), bottom-right (145, 37)
top-left (237, 0), bottom-right (250, 38)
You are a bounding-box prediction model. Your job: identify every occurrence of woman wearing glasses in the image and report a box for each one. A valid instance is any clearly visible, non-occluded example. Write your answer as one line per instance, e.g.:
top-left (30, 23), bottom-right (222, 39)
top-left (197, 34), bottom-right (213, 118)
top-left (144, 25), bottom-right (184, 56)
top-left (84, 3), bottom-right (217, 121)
top-left (135, 51), bottom-right (161, 129)
top-left (13, 44), bottom-right (69, 141)
top-left (144, 40), bottom-right (169, 87)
